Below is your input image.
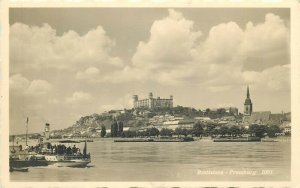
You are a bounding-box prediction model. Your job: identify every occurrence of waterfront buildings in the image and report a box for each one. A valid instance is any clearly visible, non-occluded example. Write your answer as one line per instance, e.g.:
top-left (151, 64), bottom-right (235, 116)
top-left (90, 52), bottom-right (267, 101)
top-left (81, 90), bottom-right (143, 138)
top-left (133, 92), bottom-right (173, 109)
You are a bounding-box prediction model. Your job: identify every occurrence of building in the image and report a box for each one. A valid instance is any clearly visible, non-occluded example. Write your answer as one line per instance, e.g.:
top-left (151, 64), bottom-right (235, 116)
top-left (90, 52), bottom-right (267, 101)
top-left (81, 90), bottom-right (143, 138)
top-left (245, 111), bottom-right (271, 124)
top-left (283, 126), bottom-right (291, 135)
top-left (224, 107), bottom-right (239, 116)
top-left (244, 85), bottom-right (253, 116)
top-left (133, 92), bottom-right (173, 109)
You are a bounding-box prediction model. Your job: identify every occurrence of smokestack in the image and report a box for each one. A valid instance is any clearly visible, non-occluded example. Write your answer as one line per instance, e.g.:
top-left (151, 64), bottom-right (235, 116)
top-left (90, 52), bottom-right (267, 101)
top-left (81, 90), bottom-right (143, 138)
top-left (44, 123), bottom-right (50, 140)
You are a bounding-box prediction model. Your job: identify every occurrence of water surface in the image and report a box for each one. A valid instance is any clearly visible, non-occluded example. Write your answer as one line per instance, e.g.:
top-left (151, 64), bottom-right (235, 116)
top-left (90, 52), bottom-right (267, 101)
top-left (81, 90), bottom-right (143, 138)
top-left (10, 138), bottom-right (290, 181)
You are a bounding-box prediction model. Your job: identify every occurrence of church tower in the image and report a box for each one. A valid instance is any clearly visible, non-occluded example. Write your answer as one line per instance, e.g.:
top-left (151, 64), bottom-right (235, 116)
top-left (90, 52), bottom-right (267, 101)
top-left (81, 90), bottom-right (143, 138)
top-left (244, 85), bottom-right (253, 116)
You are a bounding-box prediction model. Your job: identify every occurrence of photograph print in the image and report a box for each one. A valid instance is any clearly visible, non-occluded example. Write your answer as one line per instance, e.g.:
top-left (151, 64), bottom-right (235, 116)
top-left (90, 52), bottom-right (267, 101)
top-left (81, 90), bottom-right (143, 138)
top-left (9, 8), bottom-right (291, 182)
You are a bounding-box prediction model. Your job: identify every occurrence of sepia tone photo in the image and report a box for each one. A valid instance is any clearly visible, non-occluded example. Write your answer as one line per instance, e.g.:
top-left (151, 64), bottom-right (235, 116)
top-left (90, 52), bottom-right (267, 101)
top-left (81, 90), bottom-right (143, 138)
top-left (7, 7), bottom-right (291, 183)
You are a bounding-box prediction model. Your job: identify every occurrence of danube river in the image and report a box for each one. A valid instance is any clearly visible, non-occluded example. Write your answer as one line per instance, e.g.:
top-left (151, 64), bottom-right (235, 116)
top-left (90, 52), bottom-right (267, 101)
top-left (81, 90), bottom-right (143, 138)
top-left (10, 138), bottom-right (290, 181)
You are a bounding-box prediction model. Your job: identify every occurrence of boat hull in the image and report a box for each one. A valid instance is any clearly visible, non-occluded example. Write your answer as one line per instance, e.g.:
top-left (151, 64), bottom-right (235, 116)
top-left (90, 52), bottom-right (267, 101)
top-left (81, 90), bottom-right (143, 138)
top-left (10, 160), bottom-right (48, 168)
top-left (51, 160), bottom-right (91, 167)
top-left (213, 137), bottom-right (261, 142)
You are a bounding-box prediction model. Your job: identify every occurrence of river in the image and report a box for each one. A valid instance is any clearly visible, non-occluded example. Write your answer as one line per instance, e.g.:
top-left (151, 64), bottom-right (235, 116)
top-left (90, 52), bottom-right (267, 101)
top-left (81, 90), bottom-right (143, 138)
top-left (10, 138), bottom-right (290, 181)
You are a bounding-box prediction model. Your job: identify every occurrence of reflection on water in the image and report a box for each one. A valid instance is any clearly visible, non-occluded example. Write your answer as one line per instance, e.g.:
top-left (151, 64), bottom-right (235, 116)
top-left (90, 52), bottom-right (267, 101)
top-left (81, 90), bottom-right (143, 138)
top-left (10, 138), bottom-right (290, 181)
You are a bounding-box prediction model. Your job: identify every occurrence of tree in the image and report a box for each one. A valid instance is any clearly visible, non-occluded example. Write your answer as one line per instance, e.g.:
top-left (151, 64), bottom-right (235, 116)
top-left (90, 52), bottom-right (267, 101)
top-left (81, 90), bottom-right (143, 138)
top-left (175, 128), bottom-right (182, 137)
top-left (159, 128), bottom-right (174, 137)
top-left (175, 128), bottom-right (188, 137)
top-left (267, 125), bottom-right (282, 138)
top-left (122, 131), bottom-right (137, 138)
top-left (219, 126), bottom-right (229, 137)
top-left (249, 124), bottom-right (268, 138)
top-left (100, 125), bottom-right (106, 137)
top-left (204, 124), bottom-right (216, 136)
top-left (146, 127), bottom-right (160, 137)
top-left (192, 122), bottom-right (204, 137)
top-left (229, 125), bottom-right (241, 137)
top-left (110, 121), bottom-right (118, 137)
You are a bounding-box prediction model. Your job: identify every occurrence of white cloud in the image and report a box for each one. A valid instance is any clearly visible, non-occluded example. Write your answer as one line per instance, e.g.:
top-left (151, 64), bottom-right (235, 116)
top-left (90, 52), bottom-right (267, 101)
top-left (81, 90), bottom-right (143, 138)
top-left (65, 91), bottom-right (92, 104)
top-left (10, 74), bottom-right (52, 95)
top-left (132, 9), bottom-right (202, 70)
top-left (10, 23), bottom-right (124, 74)
top-left (107, 10), bottom-right (289, 93)
top-left (10, 74), bottom-right (30, 91)
top-left (99, 94), bottom-right (133, 112)
top-left (76, 67), bottom-right (100, 80)
top-left (25, 80), bottom-right (53, 95)
top-left (243, 64), bottom-right (290, 91)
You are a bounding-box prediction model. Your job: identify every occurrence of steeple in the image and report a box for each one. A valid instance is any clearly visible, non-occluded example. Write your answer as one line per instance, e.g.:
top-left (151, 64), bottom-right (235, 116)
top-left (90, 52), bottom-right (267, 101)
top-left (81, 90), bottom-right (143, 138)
top-left (247, 85), bottom-right (250, 98)
top-left (244, 85), bottom-right (253, 116)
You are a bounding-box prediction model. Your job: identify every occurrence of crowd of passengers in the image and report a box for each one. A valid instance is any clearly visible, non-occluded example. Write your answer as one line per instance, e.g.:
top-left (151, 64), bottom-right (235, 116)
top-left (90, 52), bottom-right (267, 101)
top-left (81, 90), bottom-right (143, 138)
top-left (28, 143), bottom-right (82, 155)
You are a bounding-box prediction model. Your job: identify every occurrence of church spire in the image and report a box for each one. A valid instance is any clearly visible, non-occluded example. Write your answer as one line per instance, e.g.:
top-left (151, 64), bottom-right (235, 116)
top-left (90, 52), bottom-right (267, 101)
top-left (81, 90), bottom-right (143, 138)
top-left (247, 85), bottom-right (250, 98)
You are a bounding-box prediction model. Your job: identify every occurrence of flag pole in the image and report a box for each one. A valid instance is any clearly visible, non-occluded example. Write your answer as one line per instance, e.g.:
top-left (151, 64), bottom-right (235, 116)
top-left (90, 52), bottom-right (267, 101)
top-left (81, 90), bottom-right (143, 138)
top-left (25, 117), bottom-right (29, 146)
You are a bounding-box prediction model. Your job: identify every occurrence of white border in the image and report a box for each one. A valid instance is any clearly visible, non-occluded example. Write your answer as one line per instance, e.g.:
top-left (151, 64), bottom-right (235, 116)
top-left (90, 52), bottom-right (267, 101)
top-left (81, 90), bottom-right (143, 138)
top-left (1, 0), bottom-right (300, 187)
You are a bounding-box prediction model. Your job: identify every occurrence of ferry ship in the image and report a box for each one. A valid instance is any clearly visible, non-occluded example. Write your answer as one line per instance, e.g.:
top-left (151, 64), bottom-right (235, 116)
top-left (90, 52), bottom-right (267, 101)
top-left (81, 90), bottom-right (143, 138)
top-left (43, 141), bottom-right (91, 167)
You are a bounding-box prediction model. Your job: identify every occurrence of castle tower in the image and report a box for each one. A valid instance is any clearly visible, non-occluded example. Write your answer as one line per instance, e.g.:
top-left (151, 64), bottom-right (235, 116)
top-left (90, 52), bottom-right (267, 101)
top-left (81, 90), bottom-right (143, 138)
top-left (244, 85), bottom-right (253, 116)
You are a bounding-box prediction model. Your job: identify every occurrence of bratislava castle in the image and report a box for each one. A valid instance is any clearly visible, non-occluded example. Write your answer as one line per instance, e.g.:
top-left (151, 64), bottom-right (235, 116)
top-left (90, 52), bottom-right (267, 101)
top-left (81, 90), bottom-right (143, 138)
top-left (133, 92), bottom-right (173, 109)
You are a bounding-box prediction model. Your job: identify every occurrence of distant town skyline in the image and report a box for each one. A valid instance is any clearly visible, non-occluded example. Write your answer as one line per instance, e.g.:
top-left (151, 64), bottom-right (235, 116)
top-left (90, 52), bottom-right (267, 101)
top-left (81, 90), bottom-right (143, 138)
top-left (9, 8), bottom-right (290, 134)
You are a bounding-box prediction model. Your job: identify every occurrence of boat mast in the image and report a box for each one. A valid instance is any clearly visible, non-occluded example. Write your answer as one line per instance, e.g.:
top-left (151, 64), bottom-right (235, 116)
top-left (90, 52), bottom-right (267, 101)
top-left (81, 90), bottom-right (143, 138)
top-left (25, 117), bottom-right (29, 146)
top-left (83, 140), bottom-right (87, 158)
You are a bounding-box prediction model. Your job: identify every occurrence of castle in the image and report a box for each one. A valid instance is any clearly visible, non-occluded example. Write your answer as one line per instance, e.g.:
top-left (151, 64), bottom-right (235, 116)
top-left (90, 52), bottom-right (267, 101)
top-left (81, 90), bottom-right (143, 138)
top-left (133, 92), bottom-right (173, 109)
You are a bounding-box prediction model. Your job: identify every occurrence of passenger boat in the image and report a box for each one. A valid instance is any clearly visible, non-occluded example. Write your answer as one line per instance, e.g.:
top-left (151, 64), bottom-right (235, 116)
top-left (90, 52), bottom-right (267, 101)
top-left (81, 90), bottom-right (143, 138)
top-left (44, 141), bottom-right (91, 168)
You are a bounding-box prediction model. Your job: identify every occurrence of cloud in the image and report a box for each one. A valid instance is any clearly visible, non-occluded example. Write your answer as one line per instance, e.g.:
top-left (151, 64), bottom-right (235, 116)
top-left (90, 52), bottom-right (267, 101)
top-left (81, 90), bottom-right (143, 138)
top-left (106, 10), bottom-right (289, 93)
top-left (10, 74), bottom-right (52, 95)
top-left (10, 74), bottom-right (30, 91)
top-left (76, 67), bottom-right (100, 80)
top-left (25, 80), bottom-right (53, 95)
top-left (132, 9), bottom-right (202, 70)
top-left (99, 94), bottom-right (133, 111)
top-left (65, 91), bottom-right (92, 104)
top-left (10, 23), bottom-right (124, 74)
top-left (242, 64), bottom-right (290, 91)
top-left (48, 98), bottom-right (60, 104)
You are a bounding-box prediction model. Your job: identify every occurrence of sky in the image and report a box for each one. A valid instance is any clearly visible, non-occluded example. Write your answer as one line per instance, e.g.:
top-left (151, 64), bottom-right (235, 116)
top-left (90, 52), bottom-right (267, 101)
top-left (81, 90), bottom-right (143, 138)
top-left (9, 8), bottom-right (290, 134)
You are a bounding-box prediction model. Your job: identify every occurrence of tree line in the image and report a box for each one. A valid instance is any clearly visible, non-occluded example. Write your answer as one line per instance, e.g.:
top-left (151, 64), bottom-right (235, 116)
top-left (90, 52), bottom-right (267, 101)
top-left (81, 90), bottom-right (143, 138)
top-left (101, 122), bottom-right (283, 138)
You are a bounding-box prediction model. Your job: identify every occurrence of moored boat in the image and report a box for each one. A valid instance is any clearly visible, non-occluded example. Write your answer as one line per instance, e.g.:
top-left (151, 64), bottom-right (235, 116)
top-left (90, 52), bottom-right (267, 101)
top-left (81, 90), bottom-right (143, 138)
top-left (114, 137), bottom-right (194, 142)
top-left (213, 136), bottom-right (261, 142)
top-left (10, 167), bottom-right (29, 172)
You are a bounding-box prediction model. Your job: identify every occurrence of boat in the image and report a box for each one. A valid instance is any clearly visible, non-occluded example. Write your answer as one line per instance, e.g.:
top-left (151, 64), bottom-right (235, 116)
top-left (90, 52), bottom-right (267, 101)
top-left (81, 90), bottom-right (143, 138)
top-left (58, 140), bottom-right (80, 143)
top-left (44, 140), bottom-right (91, 168)
top-left (213, 136), bottom-right (261, 142)
top-left (261, 138), bottom-right (279, 142)
top-left (10, 167), bottom-right (29, 172)
top-left (114, 137), bottom-right (194, 142)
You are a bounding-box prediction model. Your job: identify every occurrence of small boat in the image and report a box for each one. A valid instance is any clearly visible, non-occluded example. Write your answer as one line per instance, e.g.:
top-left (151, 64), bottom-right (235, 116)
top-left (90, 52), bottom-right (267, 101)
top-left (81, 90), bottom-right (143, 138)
top-left (59, 140), bottom-right (80, 143)
top-left (10, 167), bottom-right (29, 172)
top-left (261, 138), bottom-right (279, 142)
